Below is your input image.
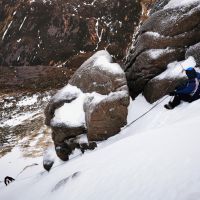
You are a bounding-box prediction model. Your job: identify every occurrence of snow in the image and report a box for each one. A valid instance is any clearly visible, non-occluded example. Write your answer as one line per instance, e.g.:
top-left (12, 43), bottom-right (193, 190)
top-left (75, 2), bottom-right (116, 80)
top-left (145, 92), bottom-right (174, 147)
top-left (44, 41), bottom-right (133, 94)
top-left (180, 56), bottom-right (196, 70)
top-left (155, 61), bottom-right (186, 80)
top-left (17, 38), bottom-right (21, 43)
top-left (1, 93), bottom-right (200, 199)
top-left (81, 50), bottom-right (124, 75)
top-left (155, 57), bottom-right (198, 80)
top-left (147, 48), bottom-right (174, 60)
top-left (51, 92), bottom-right (86, 128)
top-left (146, 31), bottom-right (161, 38)
top-left (0, 110), bottom-right (41, 127)
top-left (2, 21), bottom-right (13, 40)
top-left (164, 0), bottom-right (200, 9)
top-left (95, 18), bottom-right (104, 50)
top-left (16, 95), bottom-right (38, 107)
top-left (19, 16), bottom-right (27, 31)
top-left (52, 84), bottom-right (82, 103)
top-left (93, 51), bottom-right (124, 74)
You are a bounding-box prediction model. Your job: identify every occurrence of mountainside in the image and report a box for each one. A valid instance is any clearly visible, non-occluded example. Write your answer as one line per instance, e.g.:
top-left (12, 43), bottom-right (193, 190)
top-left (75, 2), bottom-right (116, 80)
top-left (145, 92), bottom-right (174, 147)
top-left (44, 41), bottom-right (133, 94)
top-left (0, 0), bottom-right (140, 67)
top-left (1, 95), bottom-right (200, 200)
top-left (1, 0), bottom-right (200, 199)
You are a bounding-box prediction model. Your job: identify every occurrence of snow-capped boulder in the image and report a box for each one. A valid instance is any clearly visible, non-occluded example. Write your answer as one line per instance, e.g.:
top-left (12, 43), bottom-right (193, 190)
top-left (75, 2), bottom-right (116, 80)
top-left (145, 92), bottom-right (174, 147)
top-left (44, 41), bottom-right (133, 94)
top-left (45, 51), bottom-right (129, 160)
top-left (125, 0), bottom-right (200, 101)
top-left (45, 85), bottom-right (87, 160)
top-left (71, 50), bottom-right (130, 141)
top-left (69, 50), bottom-right (127, 95)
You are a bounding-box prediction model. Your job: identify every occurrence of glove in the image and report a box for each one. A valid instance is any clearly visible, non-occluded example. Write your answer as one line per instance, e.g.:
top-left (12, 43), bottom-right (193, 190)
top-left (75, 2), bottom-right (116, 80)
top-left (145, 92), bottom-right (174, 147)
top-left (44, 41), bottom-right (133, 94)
top-left (169, 91), bottom-right (176, 96)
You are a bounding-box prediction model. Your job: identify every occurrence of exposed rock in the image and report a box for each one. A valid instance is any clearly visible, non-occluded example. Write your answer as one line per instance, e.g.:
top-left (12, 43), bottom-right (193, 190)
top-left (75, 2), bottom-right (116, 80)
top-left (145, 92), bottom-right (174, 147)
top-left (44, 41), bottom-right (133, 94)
top-left (0, 91), bottom-right (53, 157)
top-left (43, 148), bottom-right (55, 172)
top-left (0, 0), bottom-right (141, 67)
top-left (126, 48), bottom-right (185, 98)
top-left (84, 91), bottom-right (129, 141)
top-left (45, 50), bottom-right (129, 160)
top-left (125, 0), bottom-right (200, 101)
top-left (0, 65), bottom-right (72, 93)
top-left (143, 78), bottom-right (186, 103)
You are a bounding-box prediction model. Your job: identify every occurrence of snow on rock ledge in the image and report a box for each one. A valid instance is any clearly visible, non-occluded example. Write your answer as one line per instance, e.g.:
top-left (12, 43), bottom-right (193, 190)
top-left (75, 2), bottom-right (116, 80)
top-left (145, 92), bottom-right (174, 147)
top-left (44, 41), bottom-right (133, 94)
top-left (125, 0), bottom-right (200, 101)
top-left (143, 56), bottom-right (199, 103)
top-left (45, 51), bottom-right (130, 160)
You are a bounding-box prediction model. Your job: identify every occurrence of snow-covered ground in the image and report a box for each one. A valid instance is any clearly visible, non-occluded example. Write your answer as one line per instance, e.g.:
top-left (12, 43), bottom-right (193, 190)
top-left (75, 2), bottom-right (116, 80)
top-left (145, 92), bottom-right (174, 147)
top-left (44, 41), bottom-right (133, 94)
top-left (1, 94), bottom-right (200, 200)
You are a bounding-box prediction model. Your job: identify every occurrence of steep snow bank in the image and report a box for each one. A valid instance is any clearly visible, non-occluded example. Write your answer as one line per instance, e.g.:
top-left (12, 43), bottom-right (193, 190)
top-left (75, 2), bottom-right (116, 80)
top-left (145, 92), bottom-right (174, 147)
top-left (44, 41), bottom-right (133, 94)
top-left (1, 95), bottom-right (200, 200)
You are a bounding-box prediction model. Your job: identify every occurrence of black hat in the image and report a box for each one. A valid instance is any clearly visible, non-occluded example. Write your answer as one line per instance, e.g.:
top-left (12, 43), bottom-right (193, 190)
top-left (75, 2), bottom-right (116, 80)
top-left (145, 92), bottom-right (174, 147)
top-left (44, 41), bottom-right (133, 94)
top-left (185, 67), bottom-right (197, 79)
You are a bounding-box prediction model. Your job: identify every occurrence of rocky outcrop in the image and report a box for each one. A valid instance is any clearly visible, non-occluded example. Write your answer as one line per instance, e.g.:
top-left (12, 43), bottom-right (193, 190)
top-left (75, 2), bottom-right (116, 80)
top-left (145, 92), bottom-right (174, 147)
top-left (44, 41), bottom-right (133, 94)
top-left (143, 78), bottom-right (186, 103)
top-left (45, 50), bottom-right (129, 160)
top-left (0, 0), bottom-right (141, 67)
top-left (69, 51), bottom-right (127, 95)
top-left (84, 91), bottom-right (129, 141)
top-left (125, 0), bottom-right (200, 102)
top-left (143, 56), bottom-right (196, 103)
top-left (0, 65), bottom-right (72, 93)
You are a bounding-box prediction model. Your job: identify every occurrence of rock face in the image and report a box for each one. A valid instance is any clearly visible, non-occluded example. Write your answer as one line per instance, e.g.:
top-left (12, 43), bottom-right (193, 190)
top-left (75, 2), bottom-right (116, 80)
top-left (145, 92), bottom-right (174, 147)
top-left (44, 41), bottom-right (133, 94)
top-left (45, 50), bottom-right (129, 160)
top-left (0, 65), bottom-right (72, 93)
top-left (84, 90), bottom-right (129, 141)
top-left (70, 50), bottom-right (129, 141)
top-left (0, 0), bottom-right (140, 67)
top-left (125, 0), bottom-right (200, 102)
top-left (69, 51), bottom-right (127, 95)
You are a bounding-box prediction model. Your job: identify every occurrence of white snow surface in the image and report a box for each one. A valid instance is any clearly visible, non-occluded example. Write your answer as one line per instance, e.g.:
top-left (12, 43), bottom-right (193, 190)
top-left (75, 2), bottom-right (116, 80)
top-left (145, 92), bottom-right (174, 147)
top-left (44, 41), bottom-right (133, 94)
top-left (147, 48), bottom-right (174, 60)
top-left (51, 92), bottom-right (86, 128)
top-left (181, 56), bottom-right (196, 70)
top-left (52, 84), bottom-right (82, 103)
top-left (155, 57), bottom-right (198, 80)
top-left (1, 94), bottom-right (200, 200)
top-left (164, 0), bottom-right (200, 8)
top-left (83, 50), bottom-right (124, 75)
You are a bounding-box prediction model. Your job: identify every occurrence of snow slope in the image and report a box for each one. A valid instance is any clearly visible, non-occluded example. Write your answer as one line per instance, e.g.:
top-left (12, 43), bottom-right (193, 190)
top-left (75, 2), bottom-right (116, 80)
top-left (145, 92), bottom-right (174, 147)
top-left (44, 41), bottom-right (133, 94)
top-left (1, 95), bottom-right (200, 200)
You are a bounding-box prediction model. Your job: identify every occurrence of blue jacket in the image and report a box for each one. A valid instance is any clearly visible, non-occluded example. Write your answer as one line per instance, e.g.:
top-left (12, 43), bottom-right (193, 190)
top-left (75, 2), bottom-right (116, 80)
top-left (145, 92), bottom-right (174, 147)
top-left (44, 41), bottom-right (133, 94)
top-left (176, 72), bottom-right (200, 96)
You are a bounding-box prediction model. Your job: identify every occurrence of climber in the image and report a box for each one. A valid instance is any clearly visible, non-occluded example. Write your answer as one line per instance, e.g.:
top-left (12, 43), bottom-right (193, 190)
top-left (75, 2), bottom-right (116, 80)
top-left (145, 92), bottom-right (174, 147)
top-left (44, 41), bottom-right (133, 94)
top-left (4, 176), bottom-right (15, 186)
top-left (164, 67), bottom-right (200, 109)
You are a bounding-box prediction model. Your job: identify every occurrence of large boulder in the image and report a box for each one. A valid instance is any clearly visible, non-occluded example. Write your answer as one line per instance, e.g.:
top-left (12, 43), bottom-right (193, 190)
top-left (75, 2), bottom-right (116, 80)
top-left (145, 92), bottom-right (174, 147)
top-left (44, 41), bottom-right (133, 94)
top-left (70, 50), bottom-right (130, 141)
top-left (125, 0), bottom-right (200, 101)
top-left (84, 91), bottom-right (129, 141)
top-left (69, 51), bottom-right (127, 95)
top-left (45, 50), bottom-right (129, 160)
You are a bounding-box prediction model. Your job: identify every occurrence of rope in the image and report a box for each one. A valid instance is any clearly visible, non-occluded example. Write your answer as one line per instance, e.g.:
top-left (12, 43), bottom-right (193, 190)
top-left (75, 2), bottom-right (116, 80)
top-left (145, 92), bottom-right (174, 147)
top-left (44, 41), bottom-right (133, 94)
top-left (6, 152), bottom-right (83, 184)
top-left (122, 95), bottom-right (170, 130)
top-left (122, 59), bottom-right (186, 131)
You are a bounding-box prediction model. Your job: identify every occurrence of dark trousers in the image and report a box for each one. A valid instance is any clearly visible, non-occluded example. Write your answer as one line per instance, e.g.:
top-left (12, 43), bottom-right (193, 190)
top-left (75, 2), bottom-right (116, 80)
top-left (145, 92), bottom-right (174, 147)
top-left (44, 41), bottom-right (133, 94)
top-left (170, 93), bottom-right (200, 108)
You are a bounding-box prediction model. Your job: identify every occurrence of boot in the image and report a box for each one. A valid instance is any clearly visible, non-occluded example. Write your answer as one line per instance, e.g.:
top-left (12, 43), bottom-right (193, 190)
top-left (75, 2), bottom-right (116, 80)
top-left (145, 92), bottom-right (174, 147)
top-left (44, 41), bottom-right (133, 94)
top-left (164, 102), bottom-right (174, 110)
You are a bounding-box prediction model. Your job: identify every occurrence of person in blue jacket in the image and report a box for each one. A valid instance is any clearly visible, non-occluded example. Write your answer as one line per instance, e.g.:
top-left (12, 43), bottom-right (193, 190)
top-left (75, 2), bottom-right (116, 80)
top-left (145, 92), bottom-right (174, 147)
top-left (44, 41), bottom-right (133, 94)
top-left (164, 67), bottom-right (200, 109)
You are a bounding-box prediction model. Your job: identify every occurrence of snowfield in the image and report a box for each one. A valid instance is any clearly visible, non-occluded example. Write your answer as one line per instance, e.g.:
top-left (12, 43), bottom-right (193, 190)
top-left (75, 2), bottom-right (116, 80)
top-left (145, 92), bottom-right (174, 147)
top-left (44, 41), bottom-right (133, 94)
top-left (1, 94), bottom-right (200, 200)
